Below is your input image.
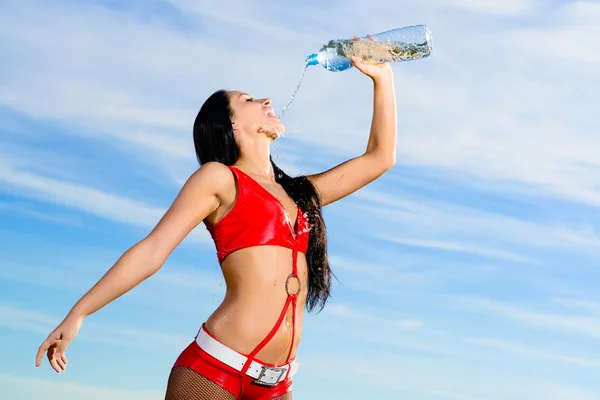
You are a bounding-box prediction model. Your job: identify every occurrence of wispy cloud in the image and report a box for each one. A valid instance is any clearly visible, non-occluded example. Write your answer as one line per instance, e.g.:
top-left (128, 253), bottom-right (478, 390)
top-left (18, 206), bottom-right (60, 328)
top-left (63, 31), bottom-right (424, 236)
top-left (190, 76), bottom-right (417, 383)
top-left (0, 201), bottom-right (84, 227)
top-left (457, 297), bottom-right (600, 340)
top-left (3, 0), bottom-right (600, 213)
top-left (537, 381), bottom-right (598, 400)
top-left (0, 256), bottom-right (225, 316)
top-left (352, 188), bottom-right (600, 256)
top-left (321, 300), bottom-right (600, 370)
top-left (464, 337), bottom-right (600, 367)
top-left (299, 350), bottom-right (595, 400)
top-left (555, 299), bottom-right (600, 316)
top-left (437, 0), bottom-right (544, 15)
top-left (507, 1), bottom-right (600, 67)
top-left (0, 374), bottom-right (161, 400)
top-left (422, 389), bottom-right (485, 400)
top-left (0, 161), bottom-right (162, 227)
top-left (373, 235), bottom-right (536, 263)
top-left (0, 304), bottom-right (190, 352)
top-left (326, 303), bottom-right (425, 331)
top-left (0, 160), bottom-right (211, 243)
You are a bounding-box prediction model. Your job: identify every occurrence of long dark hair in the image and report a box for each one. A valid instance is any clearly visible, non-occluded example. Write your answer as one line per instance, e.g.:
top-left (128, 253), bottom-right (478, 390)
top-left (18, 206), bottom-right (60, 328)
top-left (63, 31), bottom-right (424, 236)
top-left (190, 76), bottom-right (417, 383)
top-left (193, 90), bottom-right (332, 313)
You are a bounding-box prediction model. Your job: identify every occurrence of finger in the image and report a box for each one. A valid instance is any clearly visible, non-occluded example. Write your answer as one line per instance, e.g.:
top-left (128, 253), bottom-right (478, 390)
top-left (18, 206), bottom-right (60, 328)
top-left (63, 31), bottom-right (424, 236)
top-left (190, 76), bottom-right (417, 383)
top-left (49, 355), bottom-right (62, 373)
top-left (350, 56), bottom-right (364, 68)
top-left (56, 355), bottom-right (67, 371)
top-left (36, 340), bottom-right (52, 367)
top-left (61, 353), bottom-right (69, 366)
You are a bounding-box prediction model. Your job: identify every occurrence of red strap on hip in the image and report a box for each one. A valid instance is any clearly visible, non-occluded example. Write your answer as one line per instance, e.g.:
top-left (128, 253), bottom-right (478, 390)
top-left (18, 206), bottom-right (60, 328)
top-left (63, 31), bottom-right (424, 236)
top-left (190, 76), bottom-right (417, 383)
top-left (240, 247), bottom-right (299, 377)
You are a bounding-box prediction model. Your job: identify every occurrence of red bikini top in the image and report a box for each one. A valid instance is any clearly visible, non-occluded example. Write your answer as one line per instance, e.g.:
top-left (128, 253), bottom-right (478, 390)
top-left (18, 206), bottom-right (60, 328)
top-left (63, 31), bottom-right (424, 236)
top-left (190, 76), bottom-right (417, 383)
top-left (206, 166), bottom-right (311, 263)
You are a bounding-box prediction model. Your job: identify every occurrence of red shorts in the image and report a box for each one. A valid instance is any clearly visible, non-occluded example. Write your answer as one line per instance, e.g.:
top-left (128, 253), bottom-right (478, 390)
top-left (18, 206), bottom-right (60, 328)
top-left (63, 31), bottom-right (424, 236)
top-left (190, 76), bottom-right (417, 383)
top-left (173, 340), bottom-right (293, 399)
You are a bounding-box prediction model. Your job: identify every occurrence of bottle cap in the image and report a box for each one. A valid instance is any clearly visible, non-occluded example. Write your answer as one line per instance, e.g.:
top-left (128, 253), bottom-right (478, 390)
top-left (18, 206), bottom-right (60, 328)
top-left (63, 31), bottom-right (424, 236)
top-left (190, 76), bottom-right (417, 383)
top-left (305, 53), bottom-right (319, 66)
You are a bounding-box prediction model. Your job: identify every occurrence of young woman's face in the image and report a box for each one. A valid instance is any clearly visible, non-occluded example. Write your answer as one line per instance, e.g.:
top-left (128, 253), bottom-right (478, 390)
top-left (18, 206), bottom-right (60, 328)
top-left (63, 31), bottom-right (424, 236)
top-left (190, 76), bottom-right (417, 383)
top-left (227, 90), bottom-right (284, 139)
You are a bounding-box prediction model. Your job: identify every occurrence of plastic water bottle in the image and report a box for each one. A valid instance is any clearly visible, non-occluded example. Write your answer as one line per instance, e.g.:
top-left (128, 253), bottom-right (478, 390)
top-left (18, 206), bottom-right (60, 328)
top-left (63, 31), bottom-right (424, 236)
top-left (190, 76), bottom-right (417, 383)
top-left (305, 25), bottom-right (432, 72)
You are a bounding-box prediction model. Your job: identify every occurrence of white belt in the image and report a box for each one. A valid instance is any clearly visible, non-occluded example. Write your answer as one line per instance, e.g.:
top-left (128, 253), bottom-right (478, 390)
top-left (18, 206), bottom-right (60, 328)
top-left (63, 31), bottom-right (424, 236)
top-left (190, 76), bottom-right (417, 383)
top-left (195, 325), bottom-right (299, 386)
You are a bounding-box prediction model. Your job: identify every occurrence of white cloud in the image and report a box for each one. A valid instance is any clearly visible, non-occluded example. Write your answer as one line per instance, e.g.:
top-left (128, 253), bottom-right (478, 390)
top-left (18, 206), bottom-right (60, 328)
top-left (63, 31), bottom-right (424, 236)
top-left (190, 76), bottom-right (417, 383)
top-left (0, 161), bottom-right (161, 226)
top-left (300, 351), bottom-right (597, 400)
top-left (164, 0), bottom-right (324, 40)
top-left (0, 160), bottom-right (211, 243)
top-left (0, 201), bottom-right (84, 226)
top-left (396, 319), bottom-right (424, 330)
top-left (325, 303), bottom-right (426, 334)
top-left (438, 0), bottom-right (544, 15)
top-left (352, 188), bottom-right (600, 257)
top-left (457, 297), bottom-right (600, 339)
top-left (537, 381), bottom-right (598, 400)
top-left (0, 374), bottom-right (161, 400)
top-left (317, 300), bottom-right (600, 369)
top-left (373, 235), bottom-right (536, 263)
top-left (0, 259), bottom-right (224, 316)
top-left (3, 0), bottom-right (600, 212)
top-left (464, 337), bottom-right (600, 367)
top-left (0, 304), bottom-right (190, 352)
top-left (562, 1), bottom-right (600, 22)
top-left (555, 299), bottom-right (600, 316)
top-left (506, 1), bottom-right (600, 67)
top-left (422, 389), bottom-right (484, 400)
top-left (326, 303), bottom-right (371, 320)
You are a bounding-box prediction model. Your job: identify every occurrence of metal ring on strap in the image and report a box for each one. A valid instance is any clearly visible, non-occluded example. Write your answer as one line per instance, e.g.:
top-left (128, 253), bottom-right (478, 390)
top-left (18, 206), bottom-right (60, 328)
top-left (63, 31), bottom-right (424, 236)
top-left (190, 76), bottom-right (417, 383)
top-left (285, 274), bottom-right (301, 296)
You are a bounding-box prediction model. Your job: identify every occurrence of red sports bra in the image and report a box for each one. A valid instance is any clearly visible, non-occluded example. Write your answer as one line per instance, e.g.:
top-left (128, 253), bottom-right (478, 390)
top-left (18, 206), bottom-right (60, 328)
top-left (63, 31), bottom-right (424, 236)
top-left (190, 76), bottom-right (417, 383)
top-left (206, 166), bottom-right (311, 263)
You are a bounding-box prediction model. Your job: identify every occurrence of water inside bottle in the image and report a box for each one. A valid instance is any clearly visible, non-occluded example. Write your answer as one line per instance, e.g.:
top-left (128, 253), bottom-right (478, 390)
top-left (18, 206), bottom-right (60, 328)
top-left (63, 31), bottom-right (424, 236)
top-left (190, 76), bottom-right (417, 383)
top-left (277, 64), bottom-right (309, 120)
top-left (337, 38), bottom-right (430, 63)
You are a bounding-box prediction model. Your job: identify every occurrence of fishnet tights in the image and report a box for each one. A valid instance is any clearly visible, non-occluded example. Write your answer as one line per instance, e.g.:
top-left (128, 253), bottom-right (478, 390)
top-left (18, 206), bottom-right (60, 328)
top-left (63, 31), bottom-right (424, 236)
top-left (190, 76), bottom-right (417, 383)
top-left (271, 393), bottom-right (292, 400)
top-left (165, 366), bottom-right (236, 400)
top-left (164, 366), bottom-right (293, 400)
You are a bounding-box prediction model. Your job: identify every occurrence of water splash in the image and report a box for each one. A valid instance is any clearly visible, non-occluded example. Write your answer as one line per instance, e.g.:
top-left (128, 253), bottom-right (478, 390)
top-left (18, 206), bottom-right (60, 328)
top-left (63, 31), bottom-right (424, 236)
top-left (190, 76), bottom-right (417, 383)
top-left (278, 63), bottom-right (309, 120)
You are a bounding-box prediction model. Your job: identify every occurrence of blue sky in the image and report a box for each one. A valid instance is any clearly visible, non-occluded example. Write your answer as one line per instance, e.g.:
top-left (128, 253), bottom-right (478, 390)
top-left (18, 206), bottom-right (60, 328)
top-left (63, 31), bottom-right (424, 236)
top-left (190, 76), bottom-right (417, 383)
top-left (1, 0), bottom-right (600, 399)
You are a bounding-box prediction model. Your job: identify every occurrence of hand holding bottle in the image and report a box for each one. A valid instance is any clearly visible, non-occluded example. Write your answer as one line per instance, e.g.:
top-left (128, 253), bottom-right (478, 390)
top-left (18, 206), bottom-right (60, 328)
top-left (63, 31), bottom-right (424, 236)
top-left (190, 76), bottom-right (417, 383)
top-left (348, 35), bottom-right (393, 82)
top-left (35, 312), bottom-right (83, 373)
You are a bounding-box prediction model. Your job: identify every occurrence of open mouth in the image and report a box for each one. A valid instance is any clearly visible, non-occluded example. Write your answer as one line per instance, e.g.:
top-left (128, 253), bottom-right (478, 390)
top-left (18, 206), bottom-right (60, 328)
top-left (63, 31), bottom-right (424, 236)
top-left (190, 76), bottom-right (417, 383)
top-left (266, 109), bottom-right (276, 117)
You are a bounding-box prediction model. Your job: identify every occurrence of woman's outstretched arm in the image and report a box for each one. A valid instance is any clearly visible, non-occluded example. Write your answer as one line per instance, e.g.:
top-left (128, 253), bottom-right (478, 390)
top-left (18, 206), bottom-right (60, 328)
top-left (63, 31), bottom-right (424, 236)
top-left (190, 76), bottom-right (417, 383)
top-left (307, 57), bottom-right (397, 206)
top-left (35, 161), bottom-right (232, 373)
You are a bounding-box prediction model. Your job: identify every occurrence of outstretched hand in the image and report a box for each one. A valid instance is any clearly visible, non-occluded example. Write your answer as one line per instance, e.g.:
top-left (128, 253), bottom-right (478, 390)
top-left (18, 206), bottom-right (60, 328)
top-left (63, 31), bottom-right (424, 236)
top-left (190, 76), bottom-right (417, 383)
top-left (349, 35), bottom-right (393, 81)
top-left (36, 313), bottom-right (83, 373)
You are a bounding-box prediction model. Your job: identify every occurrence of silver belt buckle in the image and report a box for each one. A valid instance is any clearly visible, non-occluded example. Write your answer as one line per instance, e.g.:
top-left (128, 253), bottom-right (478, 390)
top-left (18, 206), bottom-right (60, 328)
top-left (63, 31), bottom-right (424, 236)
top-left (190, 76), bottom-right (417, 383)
top-left (254, 365), bottom-right (287, 386)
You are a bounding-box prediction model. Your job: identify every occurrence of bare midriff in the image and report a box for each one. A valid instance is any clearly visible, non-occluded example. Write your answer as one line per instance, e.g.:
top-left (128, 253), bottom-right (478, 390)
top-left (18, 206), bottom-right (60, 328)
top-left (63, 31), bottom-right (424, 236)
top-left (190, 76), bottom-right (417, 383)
top-left (204, 245), bottom-right (307, 365)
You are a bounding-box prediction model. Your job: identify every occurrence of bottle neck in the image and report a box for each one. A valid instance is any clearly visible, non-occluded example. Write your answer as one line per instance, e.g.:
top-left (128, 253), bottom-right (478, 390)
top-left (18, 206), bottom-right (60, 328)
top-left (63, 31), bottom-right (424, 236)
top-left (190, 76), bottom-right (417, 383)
top-left (305, 53), bottom-right (319, 67)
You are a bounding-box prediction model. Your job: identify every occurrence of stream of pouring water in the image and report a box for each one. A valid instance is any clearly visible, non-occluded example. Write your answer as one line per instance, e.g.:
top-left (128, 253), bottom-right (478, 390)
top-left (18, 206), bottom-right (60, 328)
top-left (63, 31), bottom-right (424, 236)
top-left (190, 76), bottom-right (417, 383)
top-left (277, 64), bottom-right (309, 121)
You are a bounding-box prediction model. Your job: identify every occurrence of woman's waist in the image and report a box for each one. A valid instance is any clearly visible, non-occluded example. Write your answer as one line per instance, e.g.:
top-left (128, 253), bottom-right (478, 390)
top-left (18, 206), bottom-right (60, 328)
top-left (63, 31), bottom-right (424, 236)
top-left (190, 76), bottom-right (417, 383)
top-left (221, 260), bottom-right (307, 305)
top-left (204, 300), bottom-right (304, 364)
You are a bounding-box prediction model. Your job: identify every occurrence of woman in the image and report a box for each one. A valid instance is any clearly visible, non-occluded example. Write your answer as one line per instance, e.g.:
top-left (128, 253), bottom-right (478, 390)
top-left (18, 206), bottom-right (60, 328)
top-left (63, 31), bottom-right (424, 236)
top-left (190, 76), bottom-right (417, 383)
top-left (35, 55), bottom-right (397, 399)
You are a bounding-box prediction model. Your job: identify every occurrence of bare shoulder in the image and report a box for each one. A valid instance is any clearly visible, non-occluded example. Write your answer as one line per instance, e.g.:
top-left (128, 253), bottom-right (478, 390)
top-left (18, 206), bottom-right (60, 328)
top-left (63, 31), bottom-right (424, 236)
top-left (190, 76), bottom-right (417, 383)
top-left (143, 162), bottom-right (235, 259)
top-left (185, 161), bottom-right (235, 197)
